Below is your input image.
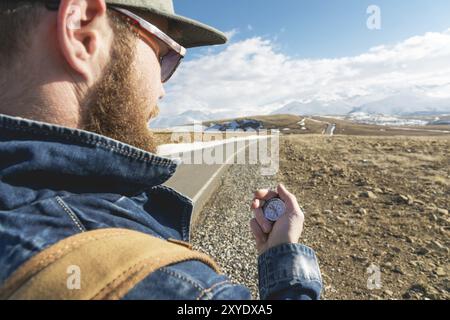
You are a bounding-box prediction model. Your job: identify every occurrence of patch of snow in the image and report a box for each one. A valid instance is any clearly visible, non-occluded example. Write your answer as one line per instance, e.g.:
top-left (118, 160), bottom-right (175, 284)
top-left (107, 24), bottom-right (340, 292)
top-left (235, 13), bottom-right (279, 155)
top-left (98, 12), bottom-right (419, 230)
top-left (347, 112), bottom-right (428, 126)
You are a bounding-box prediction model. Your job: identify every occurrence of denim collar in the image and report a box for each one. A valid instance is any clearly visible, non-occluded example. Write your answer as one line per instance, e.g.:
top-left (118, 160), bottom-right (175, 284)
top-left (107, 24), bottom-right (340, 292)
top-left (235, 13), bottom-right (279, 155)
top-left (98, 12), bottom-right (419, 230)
top-left (0, 113), bottom-right (181, 196)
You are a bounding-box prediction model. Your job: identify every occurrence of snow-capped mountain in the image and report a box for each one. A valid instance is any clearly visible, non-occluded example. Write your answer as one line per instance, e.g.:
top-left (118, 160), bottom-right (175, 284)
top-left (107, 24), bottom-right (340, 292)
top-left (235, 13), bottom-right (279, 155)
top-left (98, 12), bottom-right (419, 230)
top-left (151, 91), bottom-right (450, 129)
top-left (349, 92), bottom-right (450, 116)
top-left (149, 109), bottom-right (244, 129)
top-left (271, 100), bottom-right (354, 116)
top-left (271, 91), bottom-right (450, 118)
top-left (149, 110), bottom-right (212, 128)
top-left (346, 113), bottom-right (429, 126)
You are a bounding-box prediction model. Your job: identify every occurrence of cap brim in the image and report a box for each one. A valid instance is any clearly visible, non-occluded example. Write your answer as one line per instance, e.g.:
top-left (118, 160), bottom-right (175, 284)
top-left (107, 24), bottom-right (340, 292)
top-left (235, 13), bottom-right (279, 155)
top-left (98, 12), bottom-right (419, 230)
top-left (125, 6), bottom-right (228, 48)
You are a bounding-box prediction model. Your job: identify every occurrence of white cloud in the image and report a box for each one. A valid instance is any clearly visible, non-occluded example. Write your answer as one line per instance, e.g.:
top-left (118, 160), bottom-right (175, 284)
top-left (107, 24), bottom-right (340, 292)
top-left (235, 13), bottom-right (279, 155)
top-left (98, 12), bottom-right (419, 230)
top-left (160, 28), bottom-right (450, 117)
top-left (223, 29), bottom-right (239, 41)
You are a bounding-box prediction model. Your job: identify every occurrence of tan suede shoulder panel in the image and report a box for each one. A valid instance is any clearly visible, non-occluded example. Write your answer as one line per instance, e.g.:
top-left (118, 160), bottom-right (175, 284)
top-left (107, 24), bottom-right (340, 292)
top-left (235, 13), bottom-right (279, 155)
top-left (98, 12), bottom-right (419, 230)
top-left (0, 228), bottom-right (220, 300)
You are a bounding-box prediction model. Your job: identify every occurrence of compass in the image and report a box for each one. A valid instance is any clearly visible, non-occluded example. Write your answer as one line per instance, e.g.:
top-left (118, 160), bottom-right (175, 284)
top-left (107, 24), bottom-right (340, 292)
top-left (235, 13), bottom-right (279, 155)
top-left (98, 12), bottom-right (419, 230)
top-left (262, 198), bottom-right (286, 222)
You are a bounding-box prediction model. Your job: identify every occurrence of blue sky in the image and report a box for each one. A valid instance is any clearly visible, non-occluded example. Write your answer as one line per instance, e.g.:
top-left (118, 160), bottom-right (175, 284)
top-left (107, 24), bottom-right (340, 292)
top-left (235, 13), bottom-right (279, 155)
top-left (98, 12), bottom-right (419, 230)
top-left (152, 1), bottom-right (450, 126)
top-left (174, 0), bottom-right (450, 59)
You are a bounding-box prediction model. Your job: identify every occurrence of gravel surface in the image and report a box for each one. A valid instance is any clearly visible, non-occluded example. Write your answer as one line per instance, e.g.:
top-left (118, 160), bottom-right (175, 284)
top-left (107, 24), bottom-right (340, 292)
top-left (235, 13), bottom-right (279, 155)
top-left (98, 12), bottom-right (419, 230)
top-left (191, 163), bottom-right (278, 299)
top-left (192, 134), bottom-right (449, 300)
top-left (279, 135), bottom-right (449, 300)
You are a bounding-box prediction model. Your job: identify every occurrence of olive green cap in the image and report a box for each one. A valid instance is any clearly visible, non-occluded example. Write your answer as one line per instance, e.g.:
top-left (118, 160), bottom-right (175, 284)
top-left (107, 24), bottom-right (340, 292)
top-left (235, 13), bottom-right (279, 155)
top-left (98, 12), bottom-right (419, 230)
top-left (106, 0), bottom-right (227, 48)
top-left (7, 0), bottom-right (228, 48)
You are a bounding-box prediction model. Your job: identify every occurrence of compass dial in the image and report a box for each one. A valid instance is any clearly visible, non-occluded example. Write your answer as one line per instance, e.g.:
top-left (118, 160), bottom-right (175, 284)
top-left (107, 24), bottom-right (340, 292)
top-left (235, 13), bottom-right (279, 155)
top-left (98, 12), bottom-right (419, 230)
top-left (263, 198), bottom-right (286, 222)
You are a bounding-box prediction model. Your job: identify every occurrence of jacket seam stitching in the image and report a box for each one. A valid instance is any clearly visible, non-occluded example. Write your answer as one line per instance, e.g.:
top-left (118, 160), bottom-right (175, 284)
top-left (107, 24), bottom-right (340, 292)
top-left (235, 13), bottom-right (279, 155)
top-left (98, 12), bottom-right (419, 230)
top-left (55, 196), bottom-right (86, 233)
top-left (0, 121), bottom-right (175, 168)
top-left (196, 280), bottom-right (231, 300)
top-left (158, 267), bottom-right (205, 294)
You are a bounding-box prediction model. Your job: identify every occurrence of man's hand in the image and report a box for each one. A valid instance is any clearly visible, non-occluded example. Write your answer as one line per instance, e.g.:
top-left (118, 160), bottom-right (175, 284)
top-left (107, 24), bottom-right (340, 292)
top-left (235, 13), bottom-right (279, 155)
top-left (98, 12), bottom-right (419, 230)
top-left (250, 184), bottom-right (305, 255)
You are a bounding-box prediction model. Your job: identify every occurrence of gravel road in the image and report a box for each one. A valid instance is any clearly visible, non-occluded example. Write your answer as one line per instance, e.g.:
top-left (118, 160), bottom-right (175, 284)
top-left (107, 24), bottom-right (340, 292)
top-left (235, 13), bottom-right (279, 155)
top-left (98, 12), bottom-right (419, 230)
top-left (191, 163), bottom-right (278, 299)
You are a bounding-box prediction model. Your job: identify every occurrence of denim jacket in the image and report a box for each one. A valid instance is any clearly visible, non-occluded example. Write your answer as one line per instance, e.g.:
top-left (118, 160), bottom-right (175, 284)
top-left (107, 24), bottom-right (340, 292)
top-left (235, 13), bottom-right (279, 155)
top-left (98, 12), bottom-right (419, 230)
top-left (0, 113), bottom-right (322, 300)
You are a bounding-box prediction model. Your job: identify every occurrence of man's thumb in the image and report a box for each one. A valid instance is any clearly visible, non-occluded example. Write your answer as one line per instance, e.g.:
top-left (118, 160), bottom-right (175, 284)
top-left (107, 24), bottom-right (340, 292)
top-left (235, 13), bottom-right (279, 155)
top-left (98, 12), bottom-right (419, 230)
top-left (277, 183), bottom-right (291, 201)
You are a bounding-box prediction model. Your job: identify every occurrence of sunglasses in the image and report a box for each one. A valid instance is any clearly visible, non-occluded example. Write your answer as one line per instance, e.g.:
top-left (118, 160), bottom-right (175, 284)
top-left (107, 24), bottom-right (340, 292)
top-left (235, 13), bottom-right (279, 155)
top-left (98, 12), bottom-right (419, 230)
top-left (45, 1), bottom-right (186, 83)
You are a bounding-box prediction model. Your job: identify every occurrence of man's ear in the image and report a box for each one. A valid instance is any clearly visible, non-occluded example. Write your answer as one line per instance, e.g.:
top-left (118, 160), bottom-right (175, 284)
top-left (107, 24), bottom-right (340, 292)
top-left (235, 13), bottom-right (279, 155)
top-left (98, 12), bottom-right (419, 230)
top-left (57, 0), bottom-right (109, 85)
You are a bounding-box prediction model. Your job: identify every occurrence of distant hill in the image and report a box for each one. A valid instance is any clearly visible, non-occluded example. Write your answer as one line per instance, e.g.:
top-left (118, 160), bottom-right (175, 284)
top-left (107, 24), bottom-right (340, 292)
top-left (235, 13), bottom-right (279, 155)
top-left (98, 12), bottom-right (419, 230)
top-left (271, 92), bottom-right (450, 118)
top-left (150, 110), bottom-right (215, 128)
top-left (149, 109), bottom-right (243, 129)
top-left (150, 91), bottom-right (450, 129)
top-left (349, 92), bottom-right (450, 116)
top-left (203, 114), bottom-right (303, 131)
top-left (271, 101), bottom-right (353, 116)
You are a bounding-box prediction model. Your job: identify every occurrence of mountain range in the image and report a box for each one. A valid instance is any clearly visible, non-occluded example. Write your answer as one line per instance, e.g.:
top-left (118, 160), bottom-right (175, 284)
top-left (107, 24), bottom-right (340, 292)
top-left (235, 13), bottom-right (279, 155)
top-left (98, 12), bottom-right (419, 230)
top-left (271, 100), bottom-right (354, 116)
top-left (348, 93), bottom-right (450, 116)
top-left (149, 92), bottom-right (450, 128)
top-left (149, 110), bottom-right (211, 128)
top-left (271, 92), bottom-right (450, 117)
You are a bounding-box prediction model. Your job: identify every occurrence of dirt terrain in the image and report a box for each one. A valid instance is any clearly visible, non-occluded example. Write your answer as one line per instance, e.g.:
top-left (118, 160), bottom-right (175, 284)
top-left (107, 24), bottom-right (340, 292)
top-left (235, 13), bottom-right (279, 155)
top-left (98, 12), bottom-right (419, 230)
top-left (202, 114), bottom-right (450, 136)
top-left (279, 134), bottom-right (449, 299)
top-left (191, 134), bottom-right (449, 300)
top-left (160, 115), bottom-right (449, 300)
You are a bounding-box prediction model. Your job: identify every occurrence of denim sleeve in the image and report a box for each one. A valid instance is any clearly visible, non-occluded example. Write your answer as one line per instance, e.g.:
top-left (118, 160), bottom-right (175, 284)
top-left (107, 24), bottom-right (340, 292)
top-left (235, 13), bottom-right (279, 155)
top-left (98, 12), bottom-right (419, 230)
top-left (208, 282), bottom-right (253, 300)
top-left (258, 243), bottom-right (322, 300)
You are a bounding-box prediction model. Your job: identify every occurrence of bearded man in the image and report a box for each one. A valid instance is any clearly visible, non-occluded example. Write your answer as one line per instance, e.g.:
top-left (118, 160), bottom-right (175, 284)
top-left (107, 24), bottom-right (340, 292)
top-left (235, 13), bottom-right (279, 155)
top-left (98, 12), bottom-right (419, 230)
top-left (0, 0), bottom-right (321, 300)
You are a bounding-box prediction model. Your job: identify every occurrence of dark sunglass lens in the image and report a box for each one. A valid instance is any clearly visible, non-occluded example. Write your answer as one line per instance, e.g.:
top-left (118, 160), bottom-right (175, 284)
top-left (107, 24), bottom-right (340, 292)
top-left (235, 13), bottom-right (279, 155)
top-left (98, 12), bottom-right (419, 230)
top-left (161, 51), bottom-right (182, 83)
